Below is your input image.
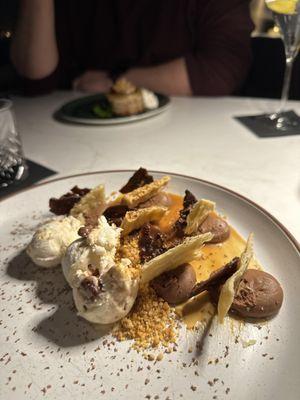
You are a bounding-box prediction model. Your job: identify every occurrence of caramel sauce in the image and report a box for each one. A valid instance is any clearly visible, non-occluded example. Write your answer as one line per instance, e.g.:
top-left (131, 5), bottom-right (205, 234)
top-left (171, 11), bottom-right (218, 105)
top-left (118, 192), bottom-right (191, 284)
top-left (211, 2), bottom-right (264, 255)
top-left (157, 192), bottom-right (261, 329)
top-left (157, 193), bottom-right (182, 233)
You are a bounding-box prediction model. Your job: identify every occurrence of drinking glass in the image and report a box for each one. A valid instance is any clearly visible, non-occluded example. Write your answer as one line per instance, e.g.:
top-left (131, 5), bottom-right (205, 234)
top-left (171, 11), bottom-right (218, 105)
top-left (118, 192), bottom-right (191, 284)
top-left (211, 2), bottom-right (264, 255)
top-left (0, 99), bottom-right (28, 188)
top-left (255, 0), bottom-right (300, 130)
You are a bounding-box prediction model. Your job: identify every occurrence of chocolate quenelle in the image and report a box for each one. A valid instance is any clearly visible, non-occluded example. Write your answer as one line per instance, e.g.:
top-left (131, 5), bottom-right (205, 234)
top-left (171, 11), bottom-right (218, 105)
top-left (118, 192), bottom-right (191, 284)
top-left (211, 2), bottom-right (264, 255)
top-left (152, 258), bottom-right (283, 320)
top-left (152, 263), bottom-right (196, 304)
top-left (199, 214), bottom-right (230, 244)
top-left (230, 269), bottom-right (283, 318)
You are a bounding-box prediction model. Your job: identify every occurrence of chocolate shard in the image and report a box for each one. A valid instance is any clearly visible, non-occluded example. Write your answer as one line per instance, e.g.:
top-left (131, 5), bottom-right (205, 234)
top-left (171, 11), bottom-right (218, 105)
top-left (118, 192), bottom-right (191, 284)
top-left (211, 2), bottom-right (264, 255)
top-left (120, 168), bottom-right (154, 194)
top-left (139, 223), bottom-right (167, 263)
top-left (49, 186), bottom-right (90, 215)
top-left (183, 190), bottom-right (197, 209)
top-left (190, 257), bottom-right (239, 298)
top-left (71, 186), bottom-right (90, 196)
top-left (103, 204), bottom-right (130, 227)
top-left (174, 190), bottom-right (197, 237)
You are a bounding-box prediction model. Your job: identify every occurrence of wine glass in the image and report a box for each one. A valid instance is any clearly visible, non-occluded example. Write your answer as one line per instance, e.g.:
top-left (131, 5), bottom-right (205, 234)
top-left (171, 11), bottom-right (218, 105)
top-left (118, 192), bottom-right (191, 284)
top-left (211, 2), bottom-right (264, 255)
top-left (0, 99), bottom-right (28, 188)
top-left (256, 0), bottom-right (300, 131)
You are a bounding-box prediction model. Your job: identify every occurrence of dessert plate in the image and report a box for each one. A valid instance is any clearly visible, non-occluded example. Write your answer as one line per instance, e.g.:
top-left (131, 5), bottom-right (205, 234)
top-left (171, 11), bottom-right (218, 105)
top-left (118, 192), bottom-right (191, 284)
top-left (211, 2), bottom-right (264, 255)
top-left (55, 93), bottom-right (170, 125)
top-left (0, 170), bottom-right (299, 400)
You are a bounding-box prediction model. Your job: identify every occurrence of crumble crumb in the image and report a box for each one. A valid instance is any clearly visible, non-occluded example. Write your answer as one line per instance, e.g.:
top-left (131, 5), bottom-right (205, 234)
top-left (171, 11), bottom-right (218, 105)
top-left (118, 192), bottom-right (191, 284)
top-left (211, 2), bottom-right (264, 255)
top-left (114, 285), bottom-right (177, 350)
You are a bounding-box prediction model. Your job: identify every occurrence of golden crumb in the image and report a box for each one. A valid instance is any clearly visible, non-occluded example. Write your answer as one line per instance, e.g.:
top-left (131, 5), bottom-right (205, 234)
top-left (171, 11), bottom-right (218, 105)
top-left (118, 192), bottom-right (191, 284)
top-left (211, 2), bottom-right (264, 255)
top-left (118, 234), bottom-right (141, 265)
top-left (114, 285), bottom-right (177, 350)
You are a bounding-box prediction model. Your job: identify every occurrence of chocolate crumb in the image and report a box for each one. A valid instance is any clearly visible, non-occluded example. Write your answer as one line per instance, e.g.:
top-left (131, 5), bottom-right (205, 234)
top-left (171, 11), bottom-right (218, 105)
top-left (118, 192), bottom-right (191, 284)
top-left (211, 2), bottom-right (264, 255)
top-left (174, 190), bottom-right (197, 237)
top-left (139, 223), bottom-right (167, 263)
top-left (120, 168), bottom-right (153, 193)
top-left (103, 205), bottom-right (129, 227)
top-left (49, 186), bottom-right (90, 215)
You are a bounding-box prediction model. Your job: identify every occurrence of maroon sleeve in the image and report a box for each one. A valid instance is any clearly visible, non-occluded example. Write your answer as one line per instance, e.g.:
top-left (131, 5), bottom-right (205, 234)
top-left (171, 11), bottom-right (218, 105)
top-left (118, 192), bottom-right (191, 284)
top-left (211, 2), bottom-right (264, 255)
top-left (185, 0), bottom-right (254, 96)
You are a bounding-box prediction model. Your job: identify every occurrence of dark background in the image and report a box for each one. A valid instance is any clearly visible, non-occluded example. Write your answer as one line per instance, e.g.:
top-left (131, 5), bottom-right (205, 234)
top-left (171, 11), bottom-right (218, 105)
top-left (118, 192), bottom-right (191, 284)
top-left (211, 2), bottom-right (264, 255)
top-left (1, 0), bottom-right (300, 99)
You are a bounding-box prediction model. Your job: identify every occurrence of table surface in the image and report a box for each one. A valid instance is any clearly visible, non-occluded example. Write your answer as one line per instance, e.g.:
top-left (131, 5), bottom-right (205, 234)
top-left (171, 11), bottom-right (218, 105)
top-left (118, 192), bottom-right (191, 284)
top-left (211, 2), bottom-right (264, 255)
top-left (12, 91), bottom-right (300, 241)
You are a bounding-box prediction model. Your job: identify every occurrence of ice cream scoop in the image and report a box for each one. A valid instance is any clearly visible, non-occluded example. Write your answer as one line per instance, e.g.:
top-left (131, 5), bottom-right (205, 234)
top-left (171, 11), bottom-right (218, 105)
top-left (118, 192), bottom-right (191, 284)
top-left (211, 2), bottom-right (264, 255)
top-left (62, 216), bottom-right (138, 324)
top-left (141, 88), bottom-right (159, 110)
top-left (230, 269), bottom-right (283, 318)
top-left (73, 259), bottom-right (138, 324)
top-left (62, 215), bottom-right (121, 288)
top-left (152, 263), bottom-right (196, 304)
top-left (27, 216), bottom-right (82, 268)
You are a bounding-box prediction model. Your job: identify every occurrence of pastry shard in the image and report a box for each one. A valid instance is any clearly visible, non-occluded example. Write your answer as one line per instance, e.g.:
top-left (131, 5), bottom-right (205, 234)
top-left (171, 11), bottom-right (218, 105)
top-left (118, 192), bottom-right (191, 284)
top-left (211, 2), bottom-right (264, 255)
top-left (70, 185), bottom-right (106, 222)
top-left (185, 199), bottom-right (215, 235)
top-left (106, 192), bottom-right (124, 208)
top-left (121, 206), bottom-right (167, 236)
top-left (217, 233), bottom-right (254, 323)
top-left (122, 176), bottom-right (170, 208)
top-left (141, 232), bottom-right (213, 284)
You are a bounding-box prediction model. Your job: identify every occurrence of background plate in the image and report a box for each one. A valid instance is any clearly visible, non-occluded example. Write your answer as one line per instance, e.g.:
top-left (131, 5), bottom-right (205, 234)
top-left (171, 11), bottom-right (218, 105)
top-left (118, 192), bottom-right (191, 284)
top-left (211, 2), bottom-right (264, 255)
top-left (55, 93), bottom-right (170, 125)
top-left (0, 170), bottom-right (299, 400)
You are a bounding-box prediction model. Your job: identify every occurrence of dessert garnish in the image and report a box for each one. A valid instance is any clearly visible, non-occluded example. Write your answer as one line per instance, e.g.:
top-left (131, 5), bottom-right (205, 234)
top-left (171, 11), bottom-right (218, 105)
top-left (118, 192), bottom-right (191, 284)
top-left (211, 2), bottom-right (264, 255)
top-left (49, 186), bottom-right (90, 215)
top-left (26, 168), bottom-right (284, 355)
top-left (120, 167), bottom-right (154, 193)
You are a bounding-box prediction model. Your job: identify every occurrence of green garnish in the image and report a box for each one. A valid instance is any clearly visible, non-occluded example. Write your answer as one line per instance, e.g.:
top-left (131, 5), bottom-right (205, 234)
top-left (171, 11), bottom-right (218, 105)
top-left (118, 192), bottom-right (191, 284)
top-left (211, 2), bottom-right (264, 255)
top-left (93, 104), bottom-right (113, 118)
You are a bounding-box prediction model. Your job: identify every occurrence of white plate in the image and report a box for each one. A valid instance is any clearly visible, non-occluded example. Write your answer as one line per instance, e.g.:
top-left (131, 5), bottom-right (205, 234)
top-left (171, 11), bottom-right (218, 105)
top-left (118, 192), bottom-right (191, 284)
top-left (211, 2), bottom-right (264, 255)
top-left (55, 93), bottom-right (170, 125)
top-left (0, 170), bottom-right (299, 400)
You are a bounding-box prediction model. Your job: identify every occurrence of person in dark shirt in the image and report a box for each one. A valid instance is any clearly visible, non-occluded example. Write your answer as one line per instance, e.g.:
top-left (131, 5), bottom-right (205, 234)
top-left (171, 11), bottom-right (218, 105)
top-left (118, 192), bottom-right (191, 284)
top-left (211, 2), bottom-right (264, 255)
top-left (11, 0), bottom-right (254, 96)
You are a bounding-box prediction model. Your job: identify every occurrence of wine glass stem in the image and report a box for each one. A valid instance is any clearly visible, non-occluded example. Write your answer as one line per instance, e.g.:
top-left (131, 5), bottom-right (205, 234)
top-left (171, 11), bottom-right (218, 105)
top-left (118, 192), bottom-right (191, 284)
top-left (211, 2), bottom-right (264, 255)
top-left (278, 57), bottom-right (294, 114)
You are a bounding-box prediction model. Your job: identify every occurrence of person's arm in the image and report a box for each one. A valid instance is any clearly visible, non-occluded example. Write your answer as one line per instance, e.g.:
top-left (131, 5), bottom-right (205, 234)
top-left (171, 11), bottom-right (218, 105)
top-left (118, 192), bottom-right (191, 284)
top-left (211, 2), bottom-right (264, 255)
top-left (11, 0), bottom-right (58, 80)
top-left (125, 0), bottom-right (253, 96)
top-left (184, 0), bottom-right (254, 96)
top-left (124, 58), bottom-right (192, 96)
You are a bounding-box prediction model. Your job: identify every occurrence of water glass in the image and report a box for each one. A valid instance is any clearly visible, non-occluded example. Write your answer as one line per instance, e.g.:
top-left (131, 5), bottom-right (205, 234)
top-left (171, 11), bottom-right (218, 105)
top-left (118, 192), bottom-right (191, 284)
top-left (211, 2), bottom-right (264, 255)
top-left (0, 99), bottom-right (28, 188)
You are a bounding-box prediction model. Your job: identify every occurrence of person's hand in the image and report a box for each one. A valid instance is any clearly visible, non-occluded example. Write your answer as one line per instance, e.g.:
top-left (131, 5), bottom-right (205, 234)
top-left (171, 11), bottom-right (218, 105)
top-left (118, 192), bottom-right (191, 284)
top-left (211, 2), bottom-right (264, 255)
top-left (72, 70), bottom-right (112, 93)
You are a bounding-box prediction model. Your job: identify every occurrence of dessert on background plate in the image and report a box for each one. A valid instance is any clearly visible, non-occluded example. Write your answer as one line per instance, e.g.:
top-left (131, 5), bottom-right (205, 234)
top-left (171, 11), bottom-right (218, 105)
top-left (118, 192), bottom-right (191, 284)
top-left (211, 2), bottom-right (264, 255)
top-left (27, 168), bottom-right (284, 354)
top-left (106, 79), bottom-right (159, 117)
top-left (55, 81), bottom-right (169, 125)
top-left (92, 78), bottom-right (159, 118)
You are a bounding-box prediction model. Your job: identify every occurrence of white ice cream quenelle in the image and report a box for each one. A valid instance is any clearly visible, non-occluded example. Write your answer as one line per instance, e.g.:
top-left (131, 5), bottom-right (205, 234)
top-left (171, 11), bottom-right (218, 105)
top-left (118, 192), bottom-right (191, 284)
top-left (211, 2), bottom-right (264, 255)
top-left (27, 216), bottom-right (82, 268)
top-left (141, 88), bottom-right (159, 110)
top-left (73, 259), bottom-right (139, 324)
top-left (62, 216), bottom-right (138, 324)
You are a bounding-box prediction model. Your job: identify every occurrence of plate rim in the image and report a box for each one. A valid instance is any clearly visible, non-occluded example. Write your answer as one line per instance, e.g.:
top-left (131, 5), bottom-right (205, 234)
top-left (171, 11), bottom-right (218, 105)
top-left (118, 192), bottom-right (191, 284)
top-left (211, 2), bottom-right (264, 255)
top-left (1, 169), bottom-right (299, 254)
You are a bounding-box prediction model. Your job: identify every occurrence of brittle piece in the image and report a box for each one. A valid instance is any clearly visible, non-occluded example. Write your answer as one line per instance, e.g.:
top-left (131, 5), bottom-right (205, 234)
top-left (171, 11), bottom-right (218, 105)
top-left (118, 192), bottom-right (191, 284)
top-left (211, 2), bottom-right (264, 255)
top-left (141, 232), bottom-right (213, 284)
top-left (122, 176), bottom-right (170, 208)
top-left (121, 206), bottom-right (167, 236)
top-left (70, 184), bottom-right (106, 223)
top-left (185, 199), bottom-right (215, 235)
top-left (217, 233), bottom-right (254, 323)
